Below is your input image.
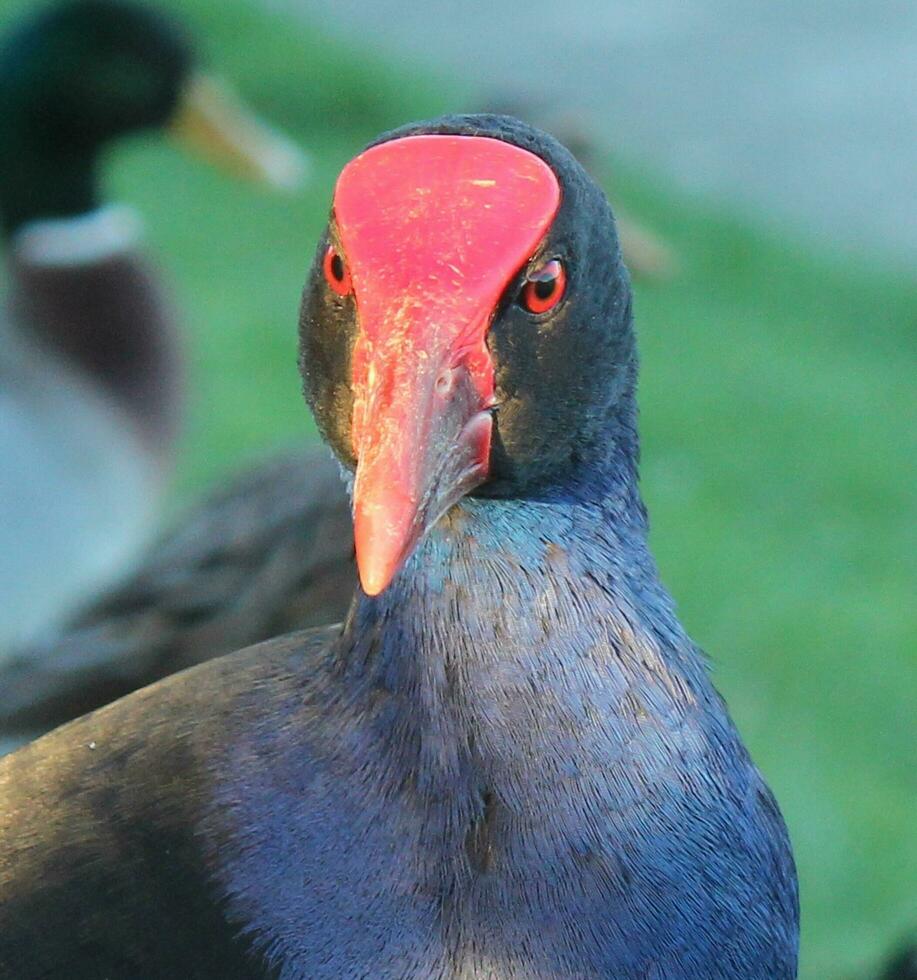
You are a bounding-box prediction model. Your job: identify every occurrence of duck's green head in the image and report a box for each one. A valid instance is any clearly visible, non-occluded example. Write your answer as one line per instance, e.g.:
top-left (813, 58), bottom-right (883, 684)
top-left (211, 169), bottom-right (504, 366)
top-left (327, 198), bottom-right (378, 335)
top-left (0, 0), bottom-right (306, 234)
top-left (2, 0), bottom-right (191, 151)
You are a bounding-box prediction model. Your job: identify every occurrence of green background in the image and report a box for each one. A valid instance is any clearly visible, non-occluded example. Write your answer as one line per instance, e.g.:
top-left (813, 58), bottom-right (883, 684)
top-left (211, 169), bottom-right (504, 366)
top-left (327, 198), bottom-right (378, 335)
top-left (1, 0), bottom-right (914, 974)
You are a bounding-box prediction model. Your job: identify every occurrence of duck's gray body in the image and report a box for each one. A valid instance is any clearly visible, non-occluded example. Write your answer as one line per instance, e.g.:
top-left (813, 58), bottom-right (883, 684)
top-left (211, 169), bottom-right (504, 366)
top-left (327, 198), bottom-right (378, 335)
top-left (0, 206), bottom-right (180, 651)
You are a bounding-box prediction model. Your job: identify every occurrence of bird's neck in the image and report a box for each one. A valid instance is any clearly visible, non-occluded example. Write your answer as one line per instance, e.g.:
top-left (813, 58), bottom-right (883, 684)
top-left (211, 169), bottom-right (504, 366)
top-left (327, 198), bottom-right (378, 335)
top-left (0, 127), bottom-right (100, 236)
top-left (334, 444), bottom-right (707, 788)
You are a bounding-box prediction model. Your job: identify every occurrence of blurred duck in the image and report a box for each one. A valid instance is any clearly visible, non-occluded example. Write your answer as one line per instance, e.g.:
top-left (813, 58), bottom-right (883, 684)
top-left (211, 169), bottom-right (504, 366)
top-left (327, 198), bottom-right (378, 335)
top-left (0, 0), bottom-right (307, 652)
top-left (0, 447), bottom-right (354, 745)
top-left (875, 944), bottom-right (917, 980)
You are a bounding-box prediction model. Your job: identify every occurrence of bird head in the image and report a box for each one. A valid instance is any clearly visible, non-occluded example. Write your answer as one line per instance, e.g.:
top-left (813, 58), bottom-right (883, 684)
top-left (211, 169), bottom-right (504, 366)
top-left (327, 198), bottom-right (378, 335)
top-left (300, 114), bottom-right (635, 596)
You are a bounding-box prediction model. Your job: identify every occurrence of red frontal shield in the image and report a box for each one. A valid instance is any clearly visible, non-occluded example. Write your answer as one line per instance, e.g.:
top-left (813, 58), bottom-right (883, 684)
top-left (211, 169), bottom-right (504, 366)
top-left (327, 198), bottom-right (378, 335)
top-left (333, 134), bottom-right (560, 594)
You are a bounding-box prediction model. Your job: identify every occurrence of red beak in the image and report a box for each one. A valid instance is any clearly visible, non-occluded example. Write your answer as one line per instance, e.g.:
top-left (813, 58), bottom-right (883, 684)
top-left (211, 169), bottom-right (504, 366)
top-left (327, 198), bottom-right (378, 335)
top-left (333, 135), bottom-right (561, 595)
top-left (349, 302), bottom-right (495, 596)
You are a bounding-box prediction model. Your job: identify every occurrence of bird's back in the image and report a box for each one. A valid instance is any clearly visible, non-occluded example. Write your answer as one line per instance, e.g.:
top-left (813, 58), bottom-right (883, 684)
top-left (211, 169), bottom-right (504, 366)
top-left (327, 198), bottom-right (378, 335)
top-left (0, 448), bottom-right (354, 743)
top-left (0, 631), bottom-right (329, 978)
top-left (0, 611), bottom-right (797, 979)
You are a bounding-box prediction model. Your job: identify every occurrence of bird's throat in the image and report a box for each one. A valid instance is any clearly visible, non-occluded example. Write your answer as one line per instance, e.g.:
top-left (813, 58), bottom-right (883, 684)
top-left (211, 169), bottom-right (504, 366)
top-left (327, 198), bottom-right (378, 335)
top-left (333, 474), bottom-right (681, 782)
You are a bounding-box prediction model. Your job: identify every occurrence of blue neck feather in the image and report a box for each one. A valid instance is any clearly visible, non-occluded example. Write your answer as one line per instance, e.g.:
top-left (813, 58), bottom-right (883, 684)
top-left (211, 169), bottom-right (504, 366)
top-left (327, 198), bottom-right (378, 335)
top-left (334, 401), bottom-right (712, 799)
top-left (216, 394), bottom-right (798, 978)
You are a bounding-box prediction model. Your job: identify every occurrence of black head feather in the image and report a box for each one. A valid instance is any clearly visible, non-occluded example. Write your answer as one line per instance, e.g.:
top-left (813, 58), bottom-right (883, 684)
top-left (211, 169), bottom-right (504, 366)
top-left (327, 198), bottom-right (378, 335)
top-left (300, 113), bottom-right (637, 498)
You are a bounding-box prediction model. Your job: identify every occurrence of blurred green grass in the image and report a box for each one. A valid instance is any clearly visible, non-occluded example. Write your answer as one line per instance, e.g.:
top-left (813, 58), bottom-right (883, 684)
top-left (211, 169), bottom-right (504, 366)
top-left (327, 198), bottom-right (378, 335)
top-left (3, 0), bottom-right (915, 976)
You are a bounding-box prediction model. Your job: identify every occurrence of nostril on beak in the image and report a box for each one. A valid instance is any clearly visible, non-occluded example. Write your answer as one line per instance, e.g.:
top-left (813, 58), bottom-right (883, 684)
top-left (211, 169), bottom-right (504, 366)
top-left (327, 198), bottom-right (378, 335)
top-left (435, 368), bottom-right (455, 398)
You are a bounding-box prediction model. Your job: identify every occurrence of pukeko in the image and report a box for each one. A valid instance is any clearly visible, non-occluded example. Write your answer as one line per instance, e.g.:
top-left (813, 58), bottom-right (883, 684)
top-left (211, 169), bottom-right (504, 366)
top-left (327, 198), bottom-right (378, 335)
top-left (0, 114), bottom-right (799, 978)
top-left (0, 0), bottom-right (306, 650)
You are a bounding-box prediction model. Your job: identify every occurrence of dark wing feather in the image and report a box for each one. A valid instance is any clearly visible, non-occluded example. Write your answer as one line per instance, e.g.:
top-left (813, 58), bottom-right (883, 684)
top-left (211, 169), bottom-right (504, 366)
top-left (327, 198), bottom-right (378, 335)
top-left (0, 629), bottom-right (332, 979)
top-left (0, 448), bottom-right (354, 740)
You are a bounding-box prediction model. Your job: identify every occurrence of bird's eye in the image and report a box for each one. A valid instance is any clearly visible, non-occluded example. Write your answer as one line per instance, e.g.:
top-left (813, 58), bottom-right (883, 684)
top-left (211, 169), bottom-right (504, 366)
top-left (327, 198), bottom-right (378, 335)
top-left (519, 259), bottom-right (566, 314)
top-left (323, 245), bottom-right (352, 296)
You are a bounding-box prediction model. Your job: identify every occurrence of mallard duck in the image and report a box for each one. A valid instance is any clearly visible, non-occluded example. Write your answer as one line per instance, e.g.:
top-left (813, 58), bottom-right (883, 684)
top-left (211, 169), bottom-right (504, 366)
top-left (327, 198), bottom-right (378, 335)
top-left (0, 114), bottom-right (797, 978)
top-left (0, 0), bottom-right (306, 652)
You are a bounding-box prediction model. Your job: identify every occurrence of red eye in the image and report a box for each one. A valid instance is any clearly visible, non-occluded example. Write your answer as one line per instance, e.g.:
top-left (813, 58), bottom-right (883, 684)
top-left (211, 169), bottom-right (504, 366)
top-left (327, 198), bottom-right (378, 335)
top-left (323, 245), bottom-right (352, 296)
top-left (520, 259), bottom-right (566, 314)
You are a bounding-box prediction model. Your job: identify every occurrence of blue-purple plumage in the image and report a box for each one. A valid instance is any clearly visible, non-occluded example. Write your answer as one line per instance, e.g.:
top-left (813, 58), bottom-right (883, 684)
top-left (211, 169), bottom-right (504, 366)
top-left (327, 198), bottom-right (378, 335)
top-left (0, 112), bottom-right (798, 978)
top-left (208, 467), bottom-right (797, 978)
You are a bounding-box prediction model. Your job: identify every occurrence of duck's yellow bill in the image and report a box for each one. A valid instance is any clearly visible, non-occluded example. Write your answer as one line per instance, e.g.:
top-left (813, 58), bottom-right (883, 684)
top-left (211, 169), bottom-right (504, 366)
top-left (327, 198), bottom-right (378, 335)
top-left (169, 73), bottom-right (308, 191)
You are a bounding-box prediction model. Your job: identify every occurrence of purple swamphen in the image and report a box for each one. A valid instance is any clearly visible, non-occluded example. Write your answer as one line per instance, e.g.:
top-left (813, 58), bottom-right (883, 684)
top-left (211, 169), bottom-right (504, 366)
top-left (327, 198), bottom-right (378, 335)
top-left (0, 114), bottom-right (798, 978)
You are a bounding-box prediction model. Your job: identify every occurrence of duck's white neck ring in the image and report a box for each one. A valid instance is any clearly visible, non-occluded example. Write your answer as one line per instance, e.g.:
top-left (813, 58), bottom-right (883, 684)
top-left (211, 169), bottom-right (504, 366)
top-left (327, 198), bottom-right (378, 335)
top-left (11, 205), bottom-right (144, 269)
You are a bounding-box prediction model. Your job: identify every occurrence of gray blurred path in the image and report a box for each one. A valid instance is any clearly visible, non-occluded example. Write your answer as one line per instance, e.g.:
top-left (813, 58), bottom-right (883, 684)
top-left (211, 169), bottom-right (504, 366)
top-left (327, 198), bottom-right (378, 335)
top-left (273, 0), bottom-right (916, 265)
